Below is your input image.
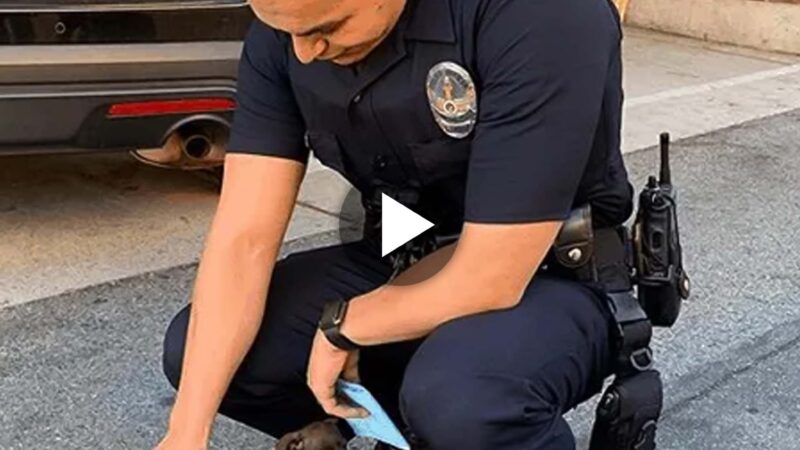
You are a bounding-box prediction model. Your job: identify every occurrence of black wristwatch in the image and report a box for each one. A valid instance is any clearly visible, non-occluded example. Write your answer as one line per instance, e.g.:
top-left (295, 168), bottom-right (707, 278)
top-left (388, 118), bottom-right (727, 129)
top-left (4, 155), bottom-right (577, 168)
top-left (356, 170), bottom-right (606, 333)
top-left (318, 300), bottom-right (361, 351)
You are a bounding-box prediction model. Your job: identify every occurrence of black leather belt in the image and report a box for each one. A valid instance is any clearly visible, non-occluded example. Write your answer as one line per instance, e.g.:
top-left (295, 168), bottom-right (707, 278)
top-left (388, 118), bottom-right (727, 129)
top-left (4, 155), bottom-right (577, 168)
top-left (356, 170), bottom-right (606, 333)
top-left (543, 226), bottom-right (633, 291)
top-left (379, 225), bottom-right (630, 289)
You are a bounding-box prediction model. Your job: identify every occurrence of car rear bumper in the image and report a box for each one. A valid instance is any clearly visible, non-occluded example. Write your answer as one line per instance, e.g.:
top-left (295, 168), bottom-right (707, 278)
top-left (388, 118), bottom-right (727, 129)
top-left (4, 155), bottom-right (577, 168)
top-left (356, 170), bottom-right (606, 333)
top-left (0, 41), bottom-right (242, 84)
top-left (0, 41), bottom-right (241, 154)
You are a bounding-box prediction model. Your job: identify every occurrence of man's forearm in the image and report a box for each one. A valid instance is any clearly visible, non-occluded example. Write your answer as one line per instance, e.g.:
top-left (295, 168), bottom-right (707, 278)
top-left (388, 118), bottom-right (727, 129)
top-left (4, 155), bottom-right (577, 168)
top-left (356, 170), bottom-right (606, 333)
top-left (342, 260), bottom-right (527, 346)
top-left (158, 155), bottom-right (304, 444)
top-left (341, 221), bottom-right (561, 346)
top-left (342, 279), bottom-right (477, 346)
top-left (167, 232), bottom-right (279, 438)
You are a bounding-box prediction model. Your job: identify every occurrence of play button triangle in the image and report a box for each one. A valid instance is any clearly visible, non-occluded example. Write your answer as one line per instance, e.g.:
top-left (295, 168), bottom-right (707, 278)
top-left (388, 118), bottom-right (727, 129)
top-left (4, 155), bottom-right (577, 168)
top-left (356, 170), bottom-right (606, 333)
top-left (381, 193), bottom-right (434, 257)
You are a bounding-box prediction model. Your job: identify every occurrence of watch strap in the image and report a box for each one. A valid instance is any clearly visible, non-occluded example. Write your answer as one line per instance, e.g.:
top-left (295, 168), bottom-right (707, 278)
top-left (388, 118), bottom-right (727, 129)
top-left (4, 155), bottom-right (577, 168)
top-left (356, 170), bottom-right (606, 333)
top-left (323, 326), bottom-right (361, 351)
top-left (319, 300), bottom-right (361, 351)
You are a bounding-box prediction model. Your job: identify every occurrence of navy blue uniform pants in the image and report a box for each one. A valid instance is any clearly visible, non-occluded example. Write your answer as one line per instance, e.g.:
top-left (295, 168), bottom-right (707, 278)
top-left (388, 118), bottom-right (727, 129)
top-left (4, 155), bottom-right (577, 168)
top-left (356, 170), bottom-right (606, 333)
top-left (162, 240), bottom-right (614, 449)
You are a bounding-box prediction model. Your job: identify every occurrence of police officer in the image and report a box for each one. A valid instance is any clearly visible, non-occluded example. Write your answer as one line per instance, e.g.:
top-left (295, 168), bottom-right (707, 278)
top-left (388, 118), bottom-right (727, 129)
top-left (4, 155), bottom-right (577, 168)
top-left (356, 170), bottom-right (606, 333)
top-left (156, 0), bottom-right (633, 448)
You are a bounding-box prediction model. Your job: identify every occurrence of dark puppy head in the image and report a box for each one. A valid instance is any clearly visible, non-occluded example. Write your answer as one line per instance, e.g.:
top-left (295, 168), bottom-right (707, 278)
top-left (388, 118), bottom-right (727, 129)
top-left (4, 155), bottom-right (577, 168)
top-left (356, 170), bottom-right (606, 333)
top-left (275, 418), bottom-right (347, 450)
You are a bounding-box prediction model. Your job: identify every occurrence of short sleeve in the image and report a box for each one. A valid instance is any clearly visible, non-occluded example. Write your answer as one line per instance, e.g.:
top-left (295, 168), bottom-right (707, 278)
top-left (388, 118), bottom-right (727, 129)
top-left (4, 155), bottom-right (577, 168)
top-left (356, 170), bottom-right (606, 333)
top-left (227, 21), bottom-right (309, 162)
top-left (463, 0), bottom-right (619, 223)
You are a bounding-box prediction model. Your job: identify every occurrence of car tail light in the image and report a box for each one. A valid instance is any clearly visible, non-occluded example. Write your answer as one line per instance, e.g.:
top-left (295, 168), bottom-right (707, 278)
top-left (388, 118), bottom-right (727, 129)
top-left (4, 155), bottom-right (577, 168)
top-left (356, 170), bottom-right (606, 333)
top-left (107, 98), bottom-right (235, 118)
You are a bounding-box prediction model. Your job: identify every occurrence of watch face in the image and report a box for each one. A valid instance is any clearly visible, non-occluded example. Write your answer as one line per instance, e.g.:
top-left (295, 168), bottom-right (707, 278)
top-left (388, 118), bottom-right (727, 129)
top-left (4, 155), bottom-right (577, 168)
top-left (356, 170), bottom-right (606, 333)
top-left (332, 301), bottom-right (347, 325)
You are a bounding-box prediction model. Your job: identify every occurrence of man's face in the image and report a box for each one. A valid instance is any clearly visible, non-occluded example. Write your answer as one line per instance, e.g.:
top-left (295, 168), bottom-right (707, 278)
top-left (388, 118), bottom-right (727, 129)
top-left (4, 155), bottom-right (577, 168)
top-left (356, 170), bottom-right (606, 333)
top-left (250, 0), bottom-right (406, 65)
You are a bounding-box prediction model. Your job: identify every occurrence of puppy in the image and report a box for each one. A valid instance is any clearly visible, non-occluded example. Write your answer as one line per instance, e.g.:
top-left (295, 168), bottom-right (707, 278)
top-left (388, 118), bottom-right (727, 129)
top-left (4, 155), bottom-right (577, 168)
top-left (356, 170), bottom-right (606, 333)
top-left (275, 419), bottom-right (348, 450)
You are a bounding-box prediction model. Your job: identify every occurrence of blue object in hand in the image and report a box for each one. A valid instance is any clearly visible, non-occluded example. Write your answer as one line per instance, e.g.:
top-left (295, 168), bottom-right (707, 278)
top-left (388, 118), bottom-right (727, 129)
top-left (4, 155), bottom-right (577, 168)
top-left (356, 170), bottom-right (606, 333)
top-left (336, 379), bottom-right (411, 450)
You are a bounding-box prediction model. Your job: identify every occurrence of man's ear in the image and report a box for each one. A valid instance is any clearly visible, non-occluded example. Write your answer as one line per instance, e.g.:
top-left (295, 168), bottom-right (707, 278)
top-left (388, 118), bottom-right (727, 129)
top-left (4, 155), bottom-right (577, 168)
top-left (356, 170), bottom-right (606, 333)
top-left (275, 431), bottom-right (304, 450)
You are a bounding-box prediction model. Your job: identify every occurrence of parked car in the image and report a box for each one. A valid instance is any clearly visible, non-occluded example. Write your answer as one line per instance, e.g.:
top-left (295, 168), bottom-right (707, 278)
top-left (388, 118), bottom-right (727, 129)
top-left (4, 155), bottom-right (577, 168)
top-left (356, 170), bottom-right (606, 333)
top-left (0, 1), bottom-right (254, 176)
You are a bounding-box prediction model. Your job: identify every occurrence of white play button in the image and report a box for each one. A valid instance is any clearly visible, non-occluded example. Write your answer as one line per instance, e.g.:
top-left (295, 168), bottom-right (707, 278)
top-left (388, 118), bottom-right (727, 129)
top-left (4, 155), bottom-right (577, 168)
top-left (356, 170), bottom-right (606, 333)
top-left (381, 193), bottom-right (434, 257)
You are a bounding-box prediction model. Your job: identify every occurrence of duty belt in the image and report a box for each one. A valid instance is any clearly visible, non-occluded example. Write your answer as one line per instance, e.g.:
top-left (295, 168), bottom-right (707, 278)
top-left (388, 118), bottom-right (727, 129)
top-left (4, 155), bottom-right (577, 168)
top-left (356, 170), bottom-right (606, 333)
top-left (546, 205), bottom-right (654, 375)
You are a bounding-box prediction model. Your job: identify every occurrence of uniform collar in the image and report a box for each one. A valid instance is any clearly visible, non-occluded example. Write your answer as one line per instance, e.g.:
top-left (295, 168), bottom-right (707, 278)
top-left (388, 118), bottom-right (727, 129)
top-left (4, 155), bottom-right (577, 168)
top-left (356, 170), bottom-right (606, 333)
top-left (402, 0), bottom-right (456, 43)
top-left (332, 0), bottom-right (455, 101)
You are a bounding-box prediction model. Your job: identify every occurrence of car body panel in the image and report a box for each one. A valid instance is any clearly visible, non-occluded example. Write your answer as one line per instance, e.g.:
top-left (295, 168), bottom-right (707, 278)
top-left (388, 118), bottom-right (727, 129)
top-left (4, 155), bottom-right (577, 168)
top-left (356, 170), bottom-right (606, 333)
top-left (0, 1), bottom-right (253, 155)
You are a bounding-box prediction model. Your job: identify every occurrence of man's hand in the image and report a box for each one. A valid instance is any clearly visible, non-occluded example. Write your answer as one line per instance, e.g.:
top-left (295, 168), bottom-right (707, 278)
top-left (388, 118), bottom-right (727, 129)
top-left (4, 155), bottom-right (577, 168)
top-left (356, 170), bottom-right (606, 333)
top-left (153, 431), bottom-right (208, 450)
top-left (307, 329), bottom-right (369, 419)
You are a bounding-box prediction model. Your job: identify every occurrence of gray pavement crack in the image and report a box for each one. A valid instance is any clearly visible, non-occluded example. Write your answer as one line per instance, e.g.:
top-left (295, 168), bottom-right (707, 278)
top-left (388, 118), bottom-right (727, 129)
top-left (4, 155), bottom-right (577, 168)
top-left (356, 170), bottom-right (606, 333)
top-left (296, 200), bottom-right (360, 224)
top-left (662, 316), bottom-right (800, 418)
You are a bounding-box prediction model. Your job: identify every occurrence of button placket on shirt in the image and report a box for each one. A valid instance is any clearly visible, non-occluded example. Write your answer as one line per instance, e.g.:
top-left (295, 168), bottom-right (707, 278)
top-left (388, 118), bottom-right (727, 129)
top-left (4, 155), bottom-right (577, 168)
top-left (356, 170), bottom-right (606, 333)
top-left (347, 76), bottom-right (412, 186)
top-left (348, 88), bottom-right (390, 179)
top-left (373, 154), bottom-right (388, 171)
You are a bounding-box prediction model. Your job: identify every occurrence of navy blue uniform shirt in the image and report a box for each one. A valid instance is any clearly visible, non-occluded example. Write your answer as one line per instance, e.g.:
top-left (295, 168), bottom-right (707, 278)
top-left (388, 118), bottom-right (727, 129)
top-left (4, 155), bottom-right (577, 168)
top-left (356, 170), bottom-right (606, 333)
top-left (228, 0), bottom-right (634, 229)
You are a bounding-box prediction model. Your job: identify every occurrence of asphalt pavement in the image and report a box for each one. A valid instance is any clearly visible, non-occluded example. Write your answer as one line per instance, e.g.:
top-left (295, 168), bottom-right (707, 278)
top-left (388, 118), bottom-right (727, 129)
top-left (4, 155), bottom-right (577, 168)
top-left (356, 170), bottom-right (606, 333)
top-left (2, 108), bottom-right (799, 449)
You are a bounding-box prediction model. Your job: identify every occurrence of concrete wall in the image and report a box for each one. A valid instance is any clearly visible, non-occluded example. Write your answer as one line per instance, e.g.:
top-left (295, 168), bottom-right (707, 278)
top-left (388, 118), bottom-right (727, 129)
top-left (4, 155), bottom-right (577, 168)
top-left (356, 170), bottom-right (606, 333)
top-left (628, 0), bottom-right (800, 54)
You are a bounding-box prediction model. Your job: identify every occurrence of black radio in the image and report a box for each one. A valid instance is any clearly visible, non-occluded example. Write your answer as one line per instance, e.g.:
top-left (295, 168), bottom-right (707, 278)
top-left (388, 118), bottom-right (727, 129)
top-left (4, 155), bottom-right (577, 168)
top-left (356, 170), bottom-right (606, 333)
top-left (588, 133), bottom-right (691, 450)
top-left (632, 133), bottom-right (691, 327)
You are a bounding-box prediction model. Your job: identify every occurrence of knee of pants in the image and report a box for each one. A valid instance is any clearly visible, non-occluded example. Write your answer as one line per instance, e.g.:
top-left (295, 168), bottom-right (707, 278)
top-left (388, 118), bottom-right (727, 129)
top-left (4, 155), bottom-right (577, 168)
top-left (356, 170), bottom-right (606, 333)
top-left (399, 365), bottom-right (566, 450)
top-left (162, 305), bottom-right (191, 390)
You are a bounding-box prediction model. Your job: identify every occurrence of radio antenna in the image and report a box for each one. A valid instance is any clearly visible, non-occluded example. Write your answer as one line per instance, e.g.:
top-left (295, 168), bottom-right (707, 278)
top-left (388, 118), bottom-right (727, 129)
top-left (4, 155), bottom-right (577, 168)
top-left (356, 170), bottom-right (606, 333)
top-left (659, 132), bottom-right (672, 185)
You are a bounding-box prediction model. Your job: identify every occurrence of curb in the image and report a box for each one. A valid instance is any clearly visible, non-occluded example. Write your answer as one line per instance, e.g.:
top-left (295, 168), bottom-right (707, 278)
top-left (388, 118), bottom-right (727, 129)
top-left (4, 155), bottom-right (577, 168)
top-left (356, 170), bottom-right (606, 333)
top-left (627, 0), bottom-right (800, 55)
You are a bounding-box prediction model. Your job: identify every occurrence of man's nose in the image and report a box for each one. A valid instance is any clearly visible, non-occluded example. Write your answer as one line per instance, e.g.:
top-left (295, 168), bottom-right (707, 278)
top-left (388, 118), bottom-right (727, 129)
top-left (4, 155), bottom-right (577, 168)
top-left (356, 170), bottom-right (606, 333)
top-left (292, 36), bottom-right (328, 64)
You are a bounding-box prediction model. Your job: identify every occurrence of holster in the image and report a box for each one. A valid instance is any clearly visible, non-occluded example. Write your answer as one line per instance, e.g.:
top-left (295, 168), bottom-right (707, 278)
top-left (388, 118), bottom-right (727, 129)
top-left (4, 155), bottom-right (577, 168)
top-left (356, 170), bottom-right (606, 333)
top-left (549, 205), bottom-right (663, 450)
top-left (589, 370), bottom-right (663, 450)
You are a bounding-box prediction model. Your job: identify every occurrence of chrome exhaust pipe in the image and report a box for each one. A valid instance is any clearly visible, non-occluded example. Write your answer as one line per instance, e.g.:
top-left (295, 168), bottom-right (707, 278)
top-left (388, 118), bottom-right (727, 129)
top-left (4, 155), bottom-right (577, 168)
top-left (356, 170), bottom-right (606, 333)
top-left (131, 118), bottom-right (229, 170)
top-left (182, 134), bottom-right (213, 160)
